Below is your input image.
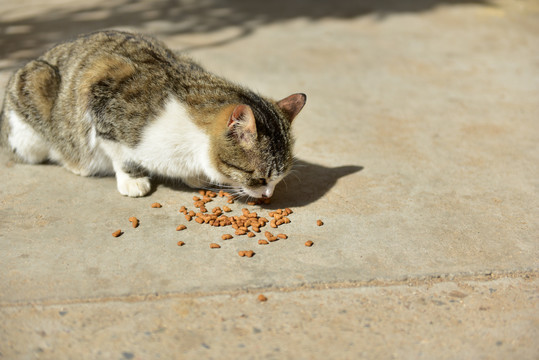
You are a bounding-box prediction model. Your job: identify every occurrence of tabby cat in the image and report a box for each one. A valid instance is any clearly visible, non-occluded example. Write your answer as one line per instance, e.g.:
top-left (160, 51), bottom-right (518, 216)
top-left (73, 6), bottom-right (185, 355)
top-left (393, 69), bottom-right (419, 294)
top-left (0, 30), bottom-right (306, 198)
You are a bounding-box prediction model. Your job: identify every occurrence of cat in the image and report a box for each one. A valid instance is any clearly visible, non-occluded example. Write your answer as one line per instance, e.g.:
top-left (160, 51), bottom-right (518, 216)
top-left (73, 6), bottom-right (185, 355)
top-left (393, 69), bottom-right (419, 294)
top-left (0, 30), bottom-right (306, 198)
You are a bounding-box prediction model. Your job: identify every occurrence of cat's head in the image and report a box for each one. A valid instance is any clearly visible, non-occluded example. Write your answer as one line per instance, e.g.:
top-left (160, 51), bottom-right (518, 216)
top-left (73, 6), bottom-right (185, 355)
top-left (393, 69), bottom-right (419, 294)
top-left (211, 93), bottom-right (306, 199)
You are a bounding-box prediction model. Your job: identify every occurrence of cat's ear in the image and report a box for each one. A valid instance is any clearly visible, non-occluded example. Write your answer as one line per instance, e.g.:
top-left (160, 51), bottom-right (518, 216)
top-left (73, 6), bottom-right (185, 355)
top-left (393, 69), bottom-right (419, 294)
top-left (277, 93), bottom-right (306, 123)
top-left (227, 104), bottom-right (257, 146)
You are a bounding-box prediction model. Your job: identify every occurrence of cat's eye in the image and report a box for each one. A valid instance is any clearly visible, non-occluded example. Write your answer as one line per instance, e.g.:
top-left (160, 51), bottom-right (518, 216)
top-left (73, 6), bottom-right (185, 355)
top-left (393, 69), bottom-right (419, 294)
top-left (219, 157), bottom-right (254, 175)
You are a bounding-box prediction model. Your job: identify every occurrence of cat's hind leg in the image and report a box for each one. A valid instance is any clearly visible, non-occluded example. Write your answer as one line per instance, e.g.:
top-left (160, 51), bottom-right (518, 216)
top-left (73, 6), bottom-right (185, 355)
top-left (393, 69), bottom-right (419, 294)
top-left (2, 59), bottom-right (61, 164)
top-left (4, 109), bottom-right (52, 164)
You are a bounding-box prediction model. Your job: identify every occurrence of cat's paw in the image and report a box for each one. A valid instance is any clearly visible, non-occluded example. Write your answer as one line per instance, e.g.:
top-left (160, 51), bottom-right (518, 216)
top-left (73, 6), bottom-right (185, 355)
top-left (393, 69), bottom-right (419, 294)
top-left (116, 174), bottom-right (151, 197)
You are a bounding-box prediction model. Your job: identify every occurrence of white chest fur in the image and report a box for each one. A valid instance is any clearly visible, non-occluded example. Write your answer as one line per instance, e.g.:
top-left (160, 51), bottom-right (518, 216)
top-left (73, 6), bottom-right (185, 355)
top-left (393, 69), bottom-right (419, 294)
top-left (132, 97), bottom-right (225, 185)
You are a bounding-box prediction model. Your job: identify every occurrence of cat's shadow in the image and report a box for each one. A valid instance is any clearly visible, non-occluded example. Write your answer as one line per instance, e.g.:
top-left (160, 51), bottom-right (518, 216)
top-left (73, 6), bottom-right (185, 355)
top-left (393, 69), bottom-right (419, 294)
top-left (157, 159), bottom-right (363, 208)
top-left (270, 160), bottom-right (363, 208)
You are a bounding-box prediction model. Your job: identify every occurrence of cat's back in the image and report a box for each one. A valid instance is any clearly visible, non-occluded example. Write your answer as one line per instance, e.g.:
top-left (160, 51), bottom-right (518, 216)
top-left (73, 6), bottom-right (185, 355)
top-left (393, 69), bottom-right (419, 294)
top-left (40, 30), bottom-right (178, 70)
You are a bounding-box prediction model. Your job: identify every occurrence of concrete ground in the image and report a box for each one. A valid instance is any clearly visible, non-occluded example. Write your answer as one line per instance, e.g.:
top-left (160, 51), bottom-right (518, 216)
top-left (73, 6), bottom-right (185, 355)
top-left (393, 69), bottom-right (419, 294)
top-left (1, 0), bottom-right (538, 359)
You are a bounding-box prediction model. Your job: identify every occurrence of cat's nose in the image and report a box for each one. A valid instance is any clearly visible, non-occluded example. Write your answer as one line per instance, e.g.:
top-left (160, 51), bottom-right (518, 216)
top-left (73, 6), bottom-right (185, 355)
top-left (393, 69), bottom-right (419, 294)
top-left (261, 186), bottom-right (274, 198)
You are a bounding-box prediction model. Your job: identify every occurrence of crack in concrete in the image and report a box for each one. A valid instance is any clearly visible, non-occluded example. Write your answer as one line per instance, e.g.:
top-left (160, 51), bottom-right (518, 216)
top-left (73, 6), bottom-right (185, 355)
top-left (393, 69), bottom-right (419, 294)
top-left (1, 269), bottom-right (536, 309)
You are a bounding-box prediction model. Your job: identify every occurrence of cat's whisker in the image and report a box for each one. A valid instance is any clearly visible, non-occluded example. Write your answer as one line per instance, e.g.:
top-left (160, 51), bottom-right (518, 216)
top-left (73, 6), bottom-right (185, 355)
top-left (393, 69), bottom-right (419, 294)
top-left (287, 168), bottom-right (302, 184)
top-left (281, 177), bottom-right (289, 192)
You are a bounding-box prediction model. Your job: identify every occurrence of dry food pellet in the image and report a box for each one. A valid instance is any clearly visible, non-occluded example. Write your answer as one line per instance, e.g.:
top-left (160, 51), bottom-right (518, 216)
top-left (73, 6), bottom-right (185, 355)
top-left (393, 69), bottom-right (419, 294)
top-left (222, 234), bottom-right (233, 240)
top-left (235, 229), bottom-right (246, 236)
top-left (176, 225), bottom-right (187, 231)
top-left (270, 219), bottom-right (277, 228)
top-left (268, 236), bottom-right (278, 242)
top-left (305, 240), bottom-right (314, 247)
top-left (198, 189), bottom-right (206, 196)
top-left (129, 217), bottom-right (139, 228)
top-left (238, 250), bottom-right (246, 257)
top-left (258, 239), bottom-right (269, 245)
top-left (222, 206), bottom-right (232, 212)
top-left (247, 232), bottom-right (255, 238)
top-left (258, 294), bottom-right (267, 302)
top-left (210, 243), bottom-right (221, 249)
top-left (195, 217), bottom-right (204, 224)
top-left (317, 220), bottom-right (324, 226)
top-left (179, 206), bottom-right (187, 213)
top-left (245, 250), bottom-right (254, 257)
top-left (185, 215), bottom-right (192, 221)
top-left (177, 241), bottom-right (185, 246)
top-left (151, 202), bottom-right (162, 208)
top-left (285, 208), bottom-right (293, 215)
top-left (247, 201), bottom-right (256, 206)
top-left (112, 229), bottom-right (122, 237)
top-left (193, 196), bottom-right (200, 201)
top-left (277, 234), bottom-right (288, 239)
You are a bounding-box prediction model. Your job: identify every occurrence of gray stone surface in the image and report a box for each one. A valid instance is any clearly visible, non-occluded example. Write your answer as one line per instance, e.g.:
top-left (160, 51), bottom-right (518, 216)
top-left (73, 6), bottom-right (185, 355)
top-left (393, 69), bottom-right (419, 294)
top-left (1, 0), bottom-right (538, 358)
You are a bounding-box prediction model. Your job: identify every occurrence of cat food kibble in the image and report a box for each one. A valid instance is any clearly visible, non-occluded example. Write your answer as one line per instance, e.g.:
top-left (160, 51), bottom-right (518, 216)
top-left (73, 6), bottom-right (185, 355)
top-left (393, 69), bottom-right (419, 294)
top-left (163, 190), bottom-right (320, 256)
top-left (258, 294), bottom-right (268, 302)
top-left (112, 229), bottom-right (122, 237)
top-left (151, 202), bottom-right (162, 208)
top-left (128, 216), bottom-right (139, 228)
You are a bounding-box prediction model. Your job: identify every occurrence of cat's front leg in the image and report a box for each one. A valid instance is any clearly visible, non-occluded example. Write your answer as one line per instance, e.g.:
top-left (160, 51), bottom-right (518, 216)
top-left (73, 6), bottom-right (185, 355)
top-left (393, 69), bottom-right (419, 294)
top-left (100, 141), bottom-right (151, 197)
top-left (115, 168), bottom-right (151, 197)
top-left (113, 160), bottom-right (151, 197)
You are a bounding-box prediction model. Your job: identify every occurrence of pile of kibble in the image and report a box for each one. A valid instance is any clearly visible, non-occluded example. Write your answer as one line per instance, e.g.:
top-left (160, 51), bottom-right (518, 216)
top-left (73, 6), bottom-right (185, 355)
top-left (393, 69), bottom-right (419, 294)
top-left (112, 189), bottom-right (323, 255)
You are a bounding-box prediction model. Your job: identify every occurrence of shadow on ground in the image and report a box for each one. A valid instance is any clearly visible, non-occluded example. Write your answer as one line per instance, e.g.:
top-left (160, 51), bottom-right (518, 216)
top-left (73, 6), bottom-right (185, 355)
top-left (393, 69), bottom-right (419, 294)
top-left (270, 160), bottom-right (363, 208)
top-left (1, 0), bottom-right (492, 70)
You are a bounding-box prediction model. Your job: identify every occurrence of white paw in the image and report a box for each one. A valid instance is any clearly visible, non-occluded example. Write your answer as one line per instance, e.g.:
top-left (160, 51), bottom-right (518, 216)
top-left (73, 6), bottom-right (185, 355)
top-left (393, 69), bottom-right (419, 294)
top-left (117, 174), bottom-right (151, 197)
